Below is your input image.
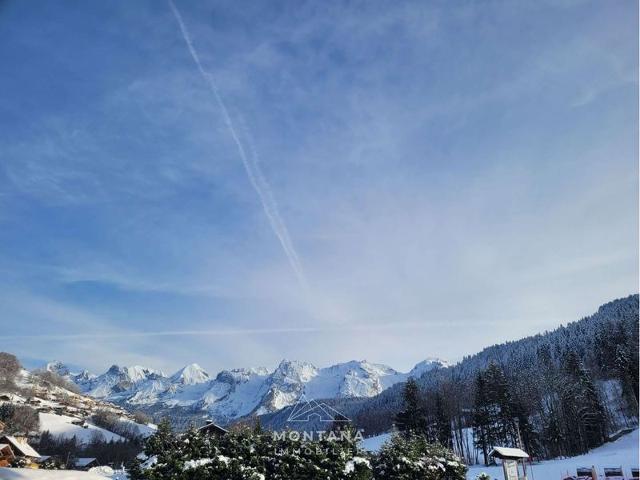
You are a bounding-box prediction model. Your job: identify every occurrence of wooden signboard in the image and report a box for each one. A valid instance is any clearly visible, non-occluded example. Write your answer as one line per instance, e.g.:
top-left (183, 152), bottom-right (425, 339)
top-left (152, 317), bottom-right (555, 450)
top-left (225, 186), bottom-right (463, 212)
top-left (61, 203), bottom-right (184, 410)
top-left (503, 459), bottom-right (519, 480)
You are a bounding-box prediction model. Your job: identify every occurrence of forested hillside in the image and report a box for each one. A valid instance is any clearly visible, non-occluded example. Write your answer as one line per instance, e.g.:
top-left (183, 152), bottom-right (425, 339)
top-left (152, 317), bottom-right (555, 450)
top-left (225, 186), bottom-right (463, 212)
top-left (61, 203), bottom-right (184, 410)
top-left (258, 295), bottom-right (639, 464)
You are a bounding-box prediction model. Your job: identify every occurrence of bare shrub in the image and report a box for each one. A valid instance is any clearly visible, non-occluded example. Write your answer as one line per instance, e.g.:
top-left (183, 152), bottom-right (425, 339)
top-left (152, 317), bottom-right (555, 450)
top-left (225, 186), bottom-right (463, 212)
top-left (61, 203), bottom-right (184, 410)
top-left (0, 403), bottom-right (40, 434)
top-left (91, 409), bottom-right (141, 440)
top-left (0, 352), bottom-right (21, 389)
top-left (132, 410), bottom-right (151, 425)
top-left (33, 369), bottom-right (81, 394)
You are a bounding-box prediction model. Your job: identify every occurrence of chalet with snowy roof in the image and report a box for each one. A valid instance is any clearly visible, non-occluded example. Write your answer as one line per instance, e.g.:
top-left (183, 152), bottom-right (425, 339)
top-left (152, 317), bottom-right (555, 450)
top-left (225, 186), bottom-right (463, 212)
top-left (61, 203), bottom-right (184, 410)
top-left (73, 457), bottom-right (99, 470)
top-left (0, 435), bottom-right (40, 467)
top-left (198, 422), bottom-right (228, 437)
top-left (0, 443), bottom-right (14, 467)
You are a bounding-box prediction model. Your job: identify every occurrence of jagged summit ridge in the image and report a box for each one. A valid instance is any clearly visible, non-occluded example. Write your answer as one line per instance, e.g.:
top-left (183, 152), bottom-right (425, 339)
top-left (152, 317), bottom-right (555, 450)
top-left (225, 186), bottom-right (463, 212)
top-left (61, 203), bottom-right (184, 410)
top-left (170, 363), bottom-right (210, 385)
top-left (46, 358), bottom-right (447, 424)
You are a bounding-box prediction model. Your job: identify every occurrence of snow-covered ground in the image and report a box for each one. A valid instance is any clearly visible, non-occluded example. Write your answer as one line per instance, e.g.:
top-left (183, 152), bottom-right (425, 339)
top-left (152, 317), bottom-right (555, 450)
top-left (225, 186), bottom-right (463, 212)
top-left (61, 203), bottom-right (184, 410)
top-left (39, 413), bottom-right (124, 444)
top-left (1, 429), bottom-right (637, 479)
top-left (121, 419), bottom-right (157, 438)
top-left (2, 366), bottom-right (152, 444)
top-left (361, 429), bottom-right (639, 480)
top-left (0, 468), bottom-right (125, 479)
top-left (360, 432), bottom-right (392, 452)
top-left (467, 428), bottom-right (639, 480)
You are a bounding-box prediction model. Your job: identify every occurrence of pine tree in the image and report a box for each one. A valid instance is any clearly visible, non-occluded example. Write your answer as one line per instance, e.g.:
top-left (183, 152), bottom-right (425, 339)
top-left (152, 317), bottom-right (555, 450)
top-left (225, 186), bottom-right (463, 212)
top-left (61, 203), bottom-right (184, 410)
top-left (434, 392), bottom-right (452, 448)
top-left (395, 378), bottom-right (427, 437)
top-left (472, 372), bottom-right (492, 465)
top-left (562, 351), bottom-right (608, 453)
top-left (573, 353), bottom-right (607, 448)
top-left (483, 362), bottom-right (517, 446)
top-left (252, 415), bottom-right (263, 435)
top-left (330, 412), bottom-right (351, 435)
top-left (144, 418), bottom-right (177, 457)
top-left (512, 397), bottom-right (538, 455)
top-left (615, 344), bottom-right (639, 411)
top-left (542, 411), bottom-right (563, 458)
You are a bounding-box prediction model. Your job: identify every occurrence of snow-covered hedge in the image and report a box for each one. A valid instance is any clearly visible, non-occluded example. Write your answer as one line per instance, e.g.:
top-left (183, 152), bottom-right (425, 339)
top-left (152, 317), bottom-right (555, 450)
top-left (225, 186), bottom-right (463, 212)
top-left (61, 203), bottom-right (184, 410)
top-left (130, 421), bottom-right (466, 480)
top-left (372, 434), bottom-right (467, 480)
top-left (474, 473), bottom-right (491, 480)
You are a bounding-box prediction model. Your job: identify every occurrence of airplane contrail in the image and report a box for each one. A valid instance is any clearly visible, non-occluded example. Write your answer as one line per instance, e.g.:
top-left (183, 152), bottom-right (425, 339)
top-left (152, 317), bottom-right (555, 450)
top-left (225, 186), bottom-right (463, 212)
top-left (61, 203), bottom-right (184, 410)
top-left (167, 0), bottom-right (308, 290)
top-left (0, 320), bottom-right (496, 341)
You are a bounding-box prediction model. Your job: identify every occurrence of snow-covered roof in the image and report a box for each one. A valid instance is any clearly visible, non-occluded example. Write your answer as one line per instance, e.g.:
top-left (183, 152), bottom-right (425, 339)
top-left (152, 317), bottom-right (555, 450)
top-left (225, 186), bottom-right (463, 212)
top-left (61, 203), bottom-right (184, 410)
top-left (198, 422), bottom-right (228, 435)
top-left (1, 436), bottom-right (40, 457)
top-left (74, 457), bottom-right (97, 467)
top-left (489, 446), bottom-right (529, 459)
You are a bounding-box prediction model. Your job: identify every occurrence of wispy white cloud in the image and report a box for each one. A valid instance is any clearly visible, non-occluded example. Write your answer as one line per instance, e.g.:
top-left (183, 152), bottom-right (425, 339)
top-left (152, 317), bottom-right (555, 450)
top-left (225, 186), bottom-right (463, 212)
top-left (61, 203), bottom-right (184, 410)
top-left (0, 319), bottom-right (501, 341)
top-left (168, 0), bottom-right (309, 292)
top-left (0, 0), bottom-right (636, 373)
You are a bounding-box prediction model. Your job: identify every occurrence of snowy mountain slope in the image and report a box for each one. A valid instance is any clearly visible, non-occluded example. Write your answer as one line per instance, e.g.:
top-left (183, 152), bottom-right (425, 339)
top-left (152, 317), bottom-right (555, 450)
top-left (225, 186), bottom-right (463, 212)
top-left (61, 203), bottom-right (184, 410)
top-left (170, 363), bottom-right (209, 385)
top-left (82, 365), bottom-right (164, 399)
top-left (46, 361), bottom-right (96, 390)
top-left (45, 361), bottom-right (71, 377)
top-left (0, 369), bottom-right (156, 444)
top-left (39, 412), bottom-right (125, 443)
top-left (197, 367), bottom-right (272, 419)
top-left (54, 358), bottom-right (447, 424)
top-left (407, 358), bottom-right (447, 378)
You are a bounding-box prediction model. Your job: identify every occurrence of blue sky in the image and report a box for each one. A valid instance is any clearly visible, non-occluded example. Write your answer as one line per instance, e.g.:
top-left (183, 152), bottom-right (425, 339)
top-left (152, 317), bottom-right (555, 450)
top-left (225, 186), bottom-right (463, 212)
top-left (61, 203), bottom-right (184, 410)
top-left (0, 0), bottom-right (637, 376)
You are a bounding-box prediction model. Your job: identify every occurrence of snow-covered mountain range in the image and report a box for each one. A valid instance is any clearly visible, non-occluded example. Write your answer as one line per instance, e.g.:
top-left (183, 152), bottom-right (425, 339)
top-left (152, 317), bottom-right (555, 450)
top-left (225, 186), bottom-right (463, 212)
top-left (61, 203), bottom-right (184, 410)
top-left (46, 358), bottom-right (447, 424)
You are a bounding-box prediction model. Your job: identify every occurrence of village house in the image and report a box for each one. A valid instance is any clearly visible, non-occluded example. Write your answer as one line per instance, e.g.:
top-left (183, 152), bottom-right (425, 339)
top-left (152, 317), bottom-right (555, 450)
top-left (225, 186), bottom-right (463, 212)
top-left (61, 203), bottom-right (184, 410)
top-left (198, 422), bottom-right (228, 437)
top-left (0, 435), bottom-right (40, 467)
top-left (73, 457), bottom-right (99, 470)
top-left (0, 443), bottom-right (14, 467)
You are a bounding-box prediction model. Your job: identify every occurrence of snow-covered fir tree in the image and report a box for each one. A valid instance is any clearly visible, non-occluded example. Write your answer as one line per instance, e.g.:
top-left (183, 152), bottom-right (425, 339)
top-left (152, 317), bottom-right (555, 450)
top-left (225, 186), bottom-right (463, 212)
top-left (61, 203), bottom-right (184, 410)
top-left (131, 420), bottom-right (465, 479)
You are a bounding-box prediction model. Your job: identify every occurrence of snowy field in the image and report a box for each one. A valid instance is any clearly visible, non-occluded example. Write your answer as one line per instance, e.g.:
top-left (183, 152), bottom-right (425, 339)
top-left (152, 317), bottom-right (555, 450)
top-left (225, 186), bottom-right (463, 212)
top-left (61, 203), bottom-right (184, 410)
top-left (360, 432), bottom-right (392, 452)
top-left (467, 428), bottom-right (639, 480)
top-left (361, 429), bottom-right (638, 480)
top-left (39, 413), bottom-right (125, 444)
top-left (0, 468), bottom-right (125, 480)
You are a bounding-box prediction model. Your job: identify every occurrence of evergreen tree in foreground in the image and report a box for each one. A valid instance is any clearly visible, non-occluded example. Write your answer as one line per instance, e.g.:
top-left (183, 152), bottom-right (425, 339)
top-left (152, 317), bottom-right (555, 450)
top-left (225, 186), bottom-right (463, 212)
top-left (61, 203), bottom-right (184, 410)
top-left (132, 422), bottom-right (466, 480)
top-left (372, 434), bottom-right (466, 480)
top-left (564, 351), bottom-right (608, 452)
top-left (395, 378), bottom-right (428, 437)
top-left (472, 371), bottom-right (493, 466)
top-left (434, 391), bottom-right (453, 448)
